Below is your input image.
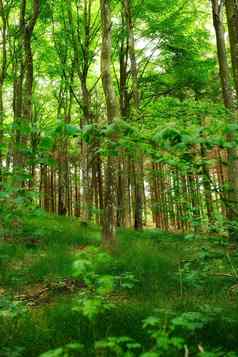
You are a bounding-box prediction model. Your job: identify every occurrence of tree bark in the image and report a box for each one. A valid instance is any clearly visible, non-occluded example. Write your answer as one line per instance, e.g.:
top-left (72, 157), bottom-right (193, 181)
top-left (13, 0), bottom-right (40, 184)
top-left (225, 0), bottom-right (238, 97)
top-left (123, 0), bottom-right (143, 230)
top-left (212, 0), bottom-right (238, 239)
top-left (0, 0), bottom-right (7, 184)
top-left (100, 0), bottom-right (120, 243)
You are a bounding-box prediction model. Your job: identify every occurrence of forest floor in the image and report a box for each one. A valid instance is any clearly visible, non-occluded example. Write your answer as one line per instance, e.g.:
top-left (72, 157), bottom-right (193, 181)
top-left (1, 215), bottom-right (238, 356)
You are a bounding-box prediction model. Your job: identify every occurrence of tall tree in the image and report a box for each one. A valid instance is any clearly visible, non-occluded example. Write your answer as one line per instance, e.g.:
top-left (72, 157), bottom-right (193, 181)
top-left (13, 0), bottom-right (40, 181)
top-left (212, 0), bottom-right (238, 238)
top-left (0, 0), bottom-right (7, 184)
top-left (123, 0), bottom-right (143, 230)
top-left (211, 0), bottom-right (233, 108)
top-left (100, 0), bottom-right (120, 243)
top-left (65, 0), bottom-right (99, 221)
top-left (225, 0), bottom-right (238, 97)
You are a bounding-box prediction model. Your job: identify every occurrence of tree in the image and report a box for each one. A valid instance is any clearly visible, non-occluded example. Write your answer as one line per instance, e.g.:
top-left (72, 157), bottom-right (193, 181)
top-left (0, 0), bottom-right (7, 184)
top-left (225, 0), bottom-right (238, 97)
top-left (12, 0), bottom-right (40, 183)
top-left (212, 0), bottom-right (238, 238)
top-left (100, 0), bottom-right (120, 243)
top-left (123, 0), bottom-right (143, 230)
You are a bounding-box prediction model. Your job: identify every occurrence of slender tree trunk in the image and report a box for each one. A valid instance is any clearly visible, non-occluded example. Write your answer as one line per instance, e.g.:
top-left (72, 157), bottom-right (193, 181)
top-left (13, 1), bottom-right (25, 174)
top-left (118, 11), bottom-right (129, 227)
top-left (96, 153), bottom-right (104, 225)
top-left (66, 0), bottom-right (95, 222)
top-left (225, 0), bottom-right (238, 97)
top-left (100, 0), bottom-right (120, 243)
top-left (123, 0), bottom-right (143, 230)
top-left (13, 0), bottom-right (40, 184)
top-left (200, 138), bottom-right (214, 226)
top-left (0, 0), bottom-right (7, 185)
top-left (212, 0), bottom-right (238, 238)
top-left (212, 0), bottom-right (234, 107)
top-left (49, 166), bottom-right (55, 213)
top-left (74, 164), bottom-right (80, 217)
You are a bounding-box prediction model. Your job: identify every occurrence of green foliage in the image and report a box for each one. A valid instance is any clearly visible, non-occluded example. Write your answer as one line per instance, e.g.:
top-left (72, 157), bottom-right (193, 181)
top-left (0, 296), bottom-right (27, 320)
top-left (0, 183), bottom-right (40, 240)
top-left (95, 336), bottom-right (141, 356)
top-left (1, 0), bottom-right (238, 354)
top-left (1, 218), bottom-right (238, 356)
top-left (140, 308), bottom-right (235, 356)
top-left (39, 343), bottom-right (84, 357)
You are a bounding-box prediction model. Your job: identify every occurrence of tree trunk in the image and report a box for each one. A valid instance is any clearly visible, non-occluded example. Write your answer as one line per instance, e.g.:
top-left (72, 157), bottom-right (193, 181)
top-left (100, 0), bottom-right (120, 243)
top-left (212, 0), bottom-right (238, 239)
top-left (123, 0), bottom-right (143, 230)
top-left (225, 0), bottom-right (238, 97)
top-left (13, 0), bottom-right (40, 184)
top-left (0, 0), bottom-right (7, 185)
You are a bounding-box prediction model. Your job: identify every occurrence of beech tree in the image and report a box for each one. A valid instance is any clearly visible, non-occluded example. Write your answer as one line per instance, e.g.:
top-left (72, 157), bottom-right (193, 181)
top-left (100, 0), bottom-right (120, 243)
top-left (211, 0), bottom-right (238, 239)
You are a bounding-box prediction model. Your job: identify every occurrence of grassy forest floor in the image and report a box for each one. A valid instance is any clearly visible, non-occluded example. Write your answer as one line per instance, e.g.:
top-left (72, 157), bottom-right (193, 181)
top-left (1, 215), bottom-right (238, 356)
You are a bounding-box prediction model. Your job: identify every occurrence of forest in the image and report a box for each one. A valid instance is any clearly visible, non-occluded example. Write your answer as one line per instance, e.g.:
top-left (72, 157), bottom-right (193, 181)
top-left (1, 0), bottom-right (238, 355)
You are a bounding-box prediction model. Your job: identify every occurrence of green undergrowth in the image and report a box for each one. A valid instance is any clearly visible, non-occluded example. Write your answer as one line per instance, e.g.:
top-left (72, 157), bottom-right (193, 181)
top-left (0, 215), bottom-right (238, 356)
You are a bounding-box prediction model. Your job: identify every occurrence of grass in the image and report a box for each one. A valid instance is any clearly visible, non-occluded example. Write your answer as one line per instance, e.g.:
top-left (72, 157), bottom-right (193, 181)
top-left (0, 214), bottom-right (238, 356)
